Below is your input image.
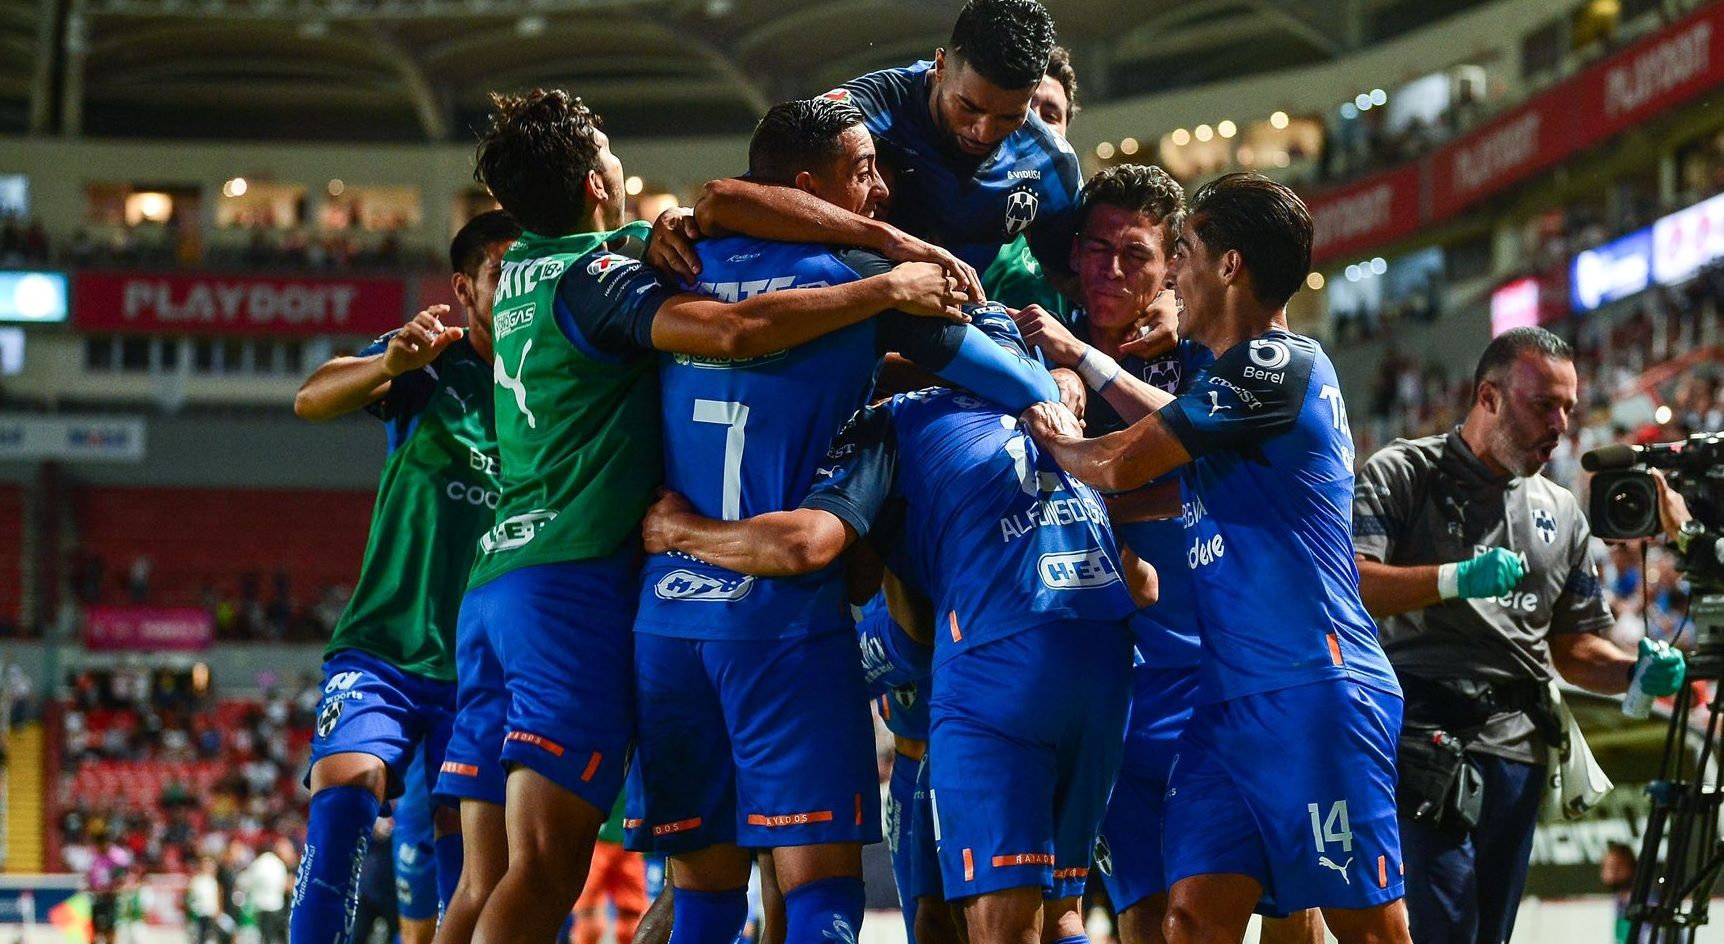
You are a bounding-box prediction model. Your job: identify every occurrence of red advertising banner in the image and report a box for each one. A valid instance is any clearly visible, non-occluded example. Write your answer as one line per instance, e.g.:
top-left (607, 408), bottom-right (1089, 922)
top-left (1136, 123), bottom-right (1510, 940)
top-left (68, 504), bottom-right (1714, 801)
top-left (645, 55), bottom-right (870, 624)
top-left (1307, 0), bottom-right (1724, 260)
top-left (74, 271), bottom-right (407, 336)
top-left (83, 605), bottom-right (214, 651)
top-left (1308, 165), bottom-right (1423, 264)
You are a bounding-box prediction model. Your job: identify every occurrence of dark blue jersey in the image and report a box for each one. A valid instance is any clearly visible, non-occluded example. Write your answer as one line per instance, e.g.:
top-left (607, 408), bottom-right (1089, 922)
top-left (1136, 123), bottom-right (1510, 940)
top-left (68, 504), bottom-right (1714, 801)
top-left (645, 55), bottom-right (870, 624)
top-left (830, 62), bottom-right (1083, 276)
top-left (804, 386), bottom-right (1135, 667)
top-left (637, 237), bottom-right (1057, 640)
top-left (1158, 330), bottom-right (1398, 703)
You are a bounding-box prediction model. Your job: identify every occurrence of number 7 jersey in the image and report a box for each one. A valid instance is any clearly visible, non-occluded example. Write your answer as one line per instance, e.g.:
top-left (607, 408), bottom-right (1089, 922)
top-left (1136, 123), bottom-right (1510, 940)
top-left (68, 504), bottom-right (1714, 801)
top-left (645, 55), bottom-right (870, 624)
top-left (1154, 330), bottom-right (1399, 704)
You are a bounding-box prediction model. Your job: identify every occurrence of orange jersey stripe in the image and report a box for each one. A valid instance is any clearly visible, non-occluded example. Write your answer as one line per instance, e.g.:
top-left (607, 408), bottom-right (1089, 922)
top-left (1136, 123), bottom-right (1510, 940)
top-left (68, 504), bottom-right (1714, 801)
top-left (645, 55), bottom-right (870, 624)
top-left (440, 761), bottom-right (478, 777)
top-left (505, 730), bottom-right (566, 757)
top-left (746, 810), bottom-right (835, 828)
top-left (991, 853), bottom-right (1056, 868)
top-left (652, 817), bottom-right (702, 837)
top-left (855, 794), bottom-right (863, 826)
top-left (580, 751), bottom-right (603, 782)
top-left (1377, 856), bottom-right (1388, 889)
top-left (1326, 633), bottom-right (1344, 667)
top-left (949, 611), bottom-right (963, 642)
top-left (962, 848), bottom-right (975, 882)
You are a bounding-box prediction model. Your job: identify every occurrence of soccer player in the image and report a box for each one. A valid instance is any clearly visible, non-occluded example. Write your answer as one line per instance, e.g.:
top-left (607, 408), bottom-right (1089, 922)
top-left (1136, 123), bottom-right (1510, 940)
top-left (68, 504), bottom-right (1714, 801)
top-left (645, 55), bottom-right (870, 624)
top-left (650, 0), bottom-right (1079, 299)
top-left (626, 96), bottom-right (1060, 944)
top-left (1020, 173), bottom-right (1411, 944)
top-left (429, 88), bottom-right (972, 944)
top-left (288, 207), bottom-right (520, 944)
top-left (638, 310), bottom-right (1138, 944)
top-left (983, 45), bottom-right (1079, 319)
top-left (394, 753), bottom-right (440, 944)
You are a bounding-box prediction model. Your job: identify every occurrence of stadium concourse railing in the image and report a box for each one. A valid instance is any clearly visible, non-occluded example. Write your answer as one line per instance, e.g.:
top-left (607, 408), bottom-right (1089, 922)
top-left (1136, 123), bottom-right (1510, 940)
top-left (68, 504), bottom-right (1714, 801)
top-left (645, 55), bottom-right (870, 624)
top-left (1302, 0), bottom-right (1724, 268)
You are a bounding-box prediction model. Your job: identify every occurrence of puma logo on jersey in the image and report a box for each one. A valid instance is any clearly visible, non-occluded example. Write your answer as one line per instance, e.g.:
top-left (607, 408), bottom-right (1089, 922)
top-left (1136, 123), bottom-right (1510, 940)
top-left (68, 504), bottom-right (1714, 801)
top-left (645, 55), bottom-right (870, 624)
top-left (497, 341), bottom-right (535, 429)
top-left (1208, 391), bottom-right (1231, 416)
top-left (444, 386), bottom-right (474, 413)
top-left (1318, 856), bottom-right (1352, 883)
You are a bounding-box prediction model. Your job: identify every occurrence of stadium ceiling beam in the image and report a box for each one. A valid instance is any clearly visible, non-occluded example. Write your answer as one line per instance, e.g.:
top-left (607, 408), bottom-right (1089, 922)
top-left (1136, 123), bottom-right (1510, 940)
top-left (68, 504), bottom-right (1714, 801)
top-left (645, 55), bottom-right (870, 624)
top-left (1114, 16), bottom-right (1280, 61)
top-left (1237, 0), bottom-right (1342, 56)
top-left (27, 0), bottom-right (55, 133)
top-left (92, 55), bottom-right (385, 85)
top-left (366, 22), bottom-right (448, 141)
top-left (812, 37), bottom-right (939, 91)
top-left (732, 0), bottom-right (938, 60)
top-left (459, 72), bottom-right (746, 105)
top-left (669, 28), bottom-right (770, 116)
top-left (81, 0), bottom-right (650, 18)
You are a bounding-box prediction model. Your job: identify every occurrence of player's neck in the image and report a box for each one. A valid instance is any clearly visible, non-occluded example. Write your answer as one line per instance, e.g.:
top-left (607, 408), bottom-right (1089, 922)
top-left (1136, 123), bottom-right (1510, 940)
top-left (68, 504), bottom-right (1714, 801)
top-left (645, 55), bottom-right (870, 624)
top-left (1201, 302), bottom-right (1287, 357)
top-left (1459, 414), bottom-right (1513, 478)
top-left (1087, 320), bottom-right (1135, 359)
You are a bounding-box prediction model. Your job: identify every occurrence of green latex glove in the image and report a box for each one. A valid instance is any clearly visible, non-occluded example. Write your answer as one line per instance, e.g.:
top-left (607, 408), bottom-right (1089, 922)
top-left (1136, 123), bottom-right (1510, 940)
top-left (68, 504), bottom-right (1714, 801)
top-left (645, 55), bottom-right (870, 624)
top-left (1454, 548), bottom-right (1525, 598)
top-left (1635, 637), bottom-right (1687, 697)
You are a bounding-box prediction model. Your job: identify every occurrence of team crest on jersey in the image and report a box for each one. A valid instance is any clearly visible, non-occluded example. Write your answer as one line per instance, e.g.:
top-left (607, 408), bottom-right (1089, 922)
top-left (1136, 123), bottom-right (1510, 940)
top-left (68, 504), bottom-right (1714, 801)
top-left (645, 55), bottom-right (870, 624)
top-left (654, 569), bottom-right (755, 602)
top-left (316, 698), bottom-right (343, 738)
top-left (1141, 359), bottom-right (1181, 394)
top-left (1093, 834), bottom-right (1114, 876)
top-left (1533, 508), bottom-right (1557, 544)
top-left (820, 88), bottom-right (851, 102)
top-left (1004, 187), bottom-right (1039, 237)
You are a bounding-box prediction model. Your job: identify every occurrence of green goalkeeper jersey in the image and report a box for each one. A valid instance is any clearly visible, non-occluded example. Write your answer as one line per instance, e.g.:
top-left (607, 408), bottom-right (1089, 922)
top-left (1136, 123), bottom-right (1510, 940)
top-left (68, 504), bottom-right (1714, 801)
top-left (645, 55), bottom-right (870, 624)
top-left (467, 221), bottom-right (678, 589)
top-left (982, 234), bottom-right (1072, 324)
top-left (325, 335), bottom-right (500, 681)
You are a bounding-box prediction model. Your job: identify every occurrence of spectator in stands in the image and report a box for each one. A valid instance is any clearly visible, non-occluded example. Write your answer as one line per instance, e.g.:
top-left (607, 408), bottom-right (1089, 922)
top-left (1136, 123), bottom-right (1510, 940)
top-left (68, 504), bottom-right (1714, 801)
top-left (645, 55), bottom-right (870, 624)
top-left (188, 856), bottom-right (228, 944)
top-left (241, 837), bottom-right (294, 944)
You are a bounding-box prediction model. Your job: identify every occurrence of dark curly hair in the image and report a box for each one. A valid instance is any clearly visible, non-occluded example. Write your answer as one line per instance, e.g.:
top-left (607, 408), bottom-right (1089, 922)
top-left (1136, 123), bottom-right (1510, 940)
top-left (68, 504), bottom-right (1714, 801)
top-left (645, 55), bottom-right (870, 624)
top-left (1077, 164), bottom-right (1184, 254)
top-left (949, 0), bottom-right (1057, 91)
top-left (1187, 172), bottom-right (1313, 309)
top-left (1045, 46), bottom-right (1079, 120)
top-left (749, 98), bottom-right (869, 185)
top-left (473, 89), bottom-right (605, 236)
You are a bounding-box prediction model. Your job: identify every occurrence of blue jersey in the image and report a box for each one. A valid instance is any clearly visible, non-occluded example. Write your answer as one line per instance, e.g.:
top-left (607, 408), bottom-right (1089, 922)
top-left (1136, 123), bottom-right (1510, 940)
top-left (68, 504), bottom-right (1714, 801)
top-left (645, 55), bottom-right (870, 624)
top-left (805, 386), bottom-right (1135, 667)
top-left (1074, 330), bottom-right (1211, 668)
top-left (856, 594), bottom-right (932, 741)
top-left (831, 62), bottom-right (1083, 276)
top-left (1157, 330), bottom-right (1398, 702)
top-left (637, 238), bottom-right (1057, 640)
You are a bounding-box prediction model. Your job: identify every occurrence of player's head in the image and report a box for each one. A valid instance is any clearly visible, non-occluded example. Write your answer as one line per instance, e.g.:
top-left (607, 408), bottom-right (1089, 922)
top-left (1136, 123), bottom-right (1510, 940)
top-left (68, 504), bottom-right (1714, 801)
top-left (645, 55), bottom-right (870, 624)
top-left (1032, 46), bottom-right (1078, 138)
top-left (473, 89), bottom-right (625, 237)
top-left (1071, 164), bottom-right (1183, 331)
top-left (449, 209), bottom-right (521, 361)
top-left (749, 98), bottom-right (888, 218)
top-left (931, 0), bottom-right (1057, 157)
top-left (1171, 172), bottom-right (1312, 336)
top-left (1468, 326), bottom-right (1577, 477)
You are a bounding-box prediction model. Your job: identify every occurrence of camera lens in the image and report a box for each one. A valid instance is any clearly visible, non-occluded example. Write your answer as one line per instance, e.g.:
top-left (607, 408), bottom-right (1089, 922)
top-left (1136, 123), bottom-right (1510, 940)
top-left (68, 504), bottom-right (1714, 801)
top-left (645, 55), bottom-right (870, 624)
top-left (1608, 485), bottom-right (1652, 534)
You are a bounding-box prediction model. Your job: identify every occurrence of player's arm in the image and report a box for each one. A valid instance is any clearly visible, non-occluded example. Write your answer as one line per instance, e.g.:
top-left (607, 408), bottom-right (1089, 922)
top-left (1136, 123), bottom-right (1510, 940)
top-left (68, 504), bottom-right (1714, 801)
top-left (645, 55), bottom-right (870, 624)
top-left (563, 255), bottom-right (966, 361)
top-left (1103, 480), bottom-right (1181, 523)
top-left (1013, 296), bottom-right (1178, 424)
top-left (1023, 405), bottom-right (1192, 493)
top-left (293, 306), bottom-right (457, 421)
top-left (642, 493), bottom-right (858, 577)
top-left (686, 179), bottom-right (983, 299)
top-left (1121, 546), bottom-right (1158, 608)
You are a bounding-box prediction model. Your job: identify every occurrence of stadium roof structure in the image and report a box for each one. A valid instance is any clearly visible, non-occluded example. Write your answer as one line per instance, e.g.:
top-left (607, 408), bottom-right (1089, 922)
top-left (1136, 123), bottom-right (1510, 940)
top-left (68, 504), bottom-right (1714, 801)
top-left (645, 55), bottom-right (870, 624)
top-left (0, 0), bottom-right (1490, 141)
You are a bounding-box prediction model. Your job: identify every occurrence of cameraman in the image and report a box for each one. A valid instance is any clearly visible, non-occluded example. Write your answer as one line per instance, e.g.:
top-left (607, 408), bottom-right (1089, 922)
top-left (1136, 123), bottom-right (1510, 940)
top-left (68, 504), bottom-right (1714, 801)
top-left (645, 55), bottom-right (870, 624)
top-left (1351, 327), bottom-right (1687, 944)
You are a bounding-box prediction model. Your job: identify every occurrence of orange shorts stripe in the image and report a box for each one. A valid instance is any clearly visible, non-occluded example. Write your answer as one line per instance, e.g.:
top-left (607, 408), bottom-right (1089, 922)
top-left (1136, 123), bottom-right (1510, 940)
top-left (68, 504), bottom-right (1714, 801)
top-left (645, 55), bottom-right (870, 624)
top-left (580, 751), bottom-right (603, 782)
top-left (746, 810), bottom-right (835, 827)
top-left (855, 794), bottom-right (863, 826)
top-left (1377, 856), bottom-right (1388, 889)
top-left (879, 695), bottom-right (891, 721)
top-left (962, 848), bottom-right (975, 882)
top-left (652, 817), bottom-right (702, 837)
top-left (505, 730), bottom-right (566, 757)
top-left (440, 761), bottom-right (479, 777)
top-left (1326, 633), bottom-right (1344, 667)
top-left (1053, 867), bottom-right (1089, 880)
top-left (991, 853), bottom-right (1056, 868)
top-left (622, 818), bottom-right (643, 829)
top-left (949, 611), bottom-right (962, 642)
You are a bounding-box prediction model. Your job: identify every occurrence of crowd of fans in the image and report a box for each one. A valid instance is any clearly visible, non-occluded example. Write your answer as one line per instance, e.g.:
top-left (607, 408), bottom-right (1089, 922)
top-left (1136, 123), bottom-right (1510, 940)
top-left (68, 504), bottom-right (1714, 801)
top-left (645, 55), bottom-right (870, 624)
top-left (66, 553), bottom-right (354, 643)
top-left (0, 212), bottom-right (50, 266)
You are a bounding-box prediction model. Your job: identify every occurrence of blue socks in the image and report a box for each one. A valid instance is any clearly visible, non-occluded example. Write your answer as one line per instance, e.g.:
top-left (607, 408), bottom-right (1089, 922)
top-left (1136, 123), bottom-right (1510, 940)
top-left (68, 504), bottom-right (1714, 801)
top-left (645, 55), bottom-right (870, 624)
top-left (667, 886), bottom-right (749, 944)
top-left (783, 877), bottom-right (865, 944)
top-left (433, 833), bottom-right (463, 918)
top-left (289, 785), bottom-right (380, 944)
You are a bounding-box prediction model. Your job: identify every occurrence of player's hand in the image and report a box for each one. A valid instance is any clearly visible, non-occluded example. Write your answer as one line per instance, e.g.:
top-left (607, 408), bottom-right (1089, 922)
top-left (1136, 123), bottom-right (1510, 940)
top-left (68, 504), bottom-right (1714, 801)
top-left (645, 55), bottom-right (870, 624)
top-left (641, 490), bottom-right (695, 555)
top-left (382, 306), bottom-right (463, 378)
top-left (1020, 401), bottom-right (1083, 445)
top-left (889, 262), bottom-right (970, 323)
top-left (1634, 637), bottom-right (1687, 697)
top-left (1013, 304), bottom-right (1085, 367)
top-left (1450, 547), bottom-right (1525, 599)
top-left (1050, 368), bottom-right (1087, 425)
top-left (1118, 289), bottom-right (1180, 359)
top-left (880, 227), bottom-right (983, 303)
top-left (648, 206), bottom-right (703, 283)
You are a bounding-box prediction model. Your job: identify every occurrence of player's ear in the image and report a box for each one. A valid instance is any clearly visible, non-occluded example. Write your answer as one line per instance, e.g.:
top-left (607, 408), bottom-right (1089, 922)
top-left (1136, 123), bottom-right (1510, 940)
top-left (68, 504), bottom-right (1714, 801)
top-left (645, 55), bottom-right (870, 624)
top-left (1220, 248), bottom-right (1243, 286)
top-left (793, 170), bottom-right (820, 196)
top-left (451, 272), bottom-right (477, 315)
top-left (585, 169), bottom-right (609, 214)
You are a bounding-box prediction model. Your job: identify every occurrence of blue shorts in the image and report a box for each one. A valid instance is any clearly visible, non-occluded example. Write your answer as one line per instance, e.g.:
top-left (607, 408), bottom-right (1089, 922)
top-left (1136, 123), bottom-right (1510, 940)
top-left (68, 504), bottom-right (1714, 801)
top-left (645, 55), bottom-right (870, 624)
top-left (1164, 679), bottom-right (1405, 913)
top-left (436, 557), bottom-right (639, 811)
top-left (1095, 663), bottom-right (1199, 913)
top-left (625, 629), bottom-right (882, 854)
top-left (393, 751), bottom-right (439, 921)
top-left (929, 620), bottom-right (1133, 902)
top-left (306, 650), bottom-right (456, 815)
top-left (886, 748), bottom-right (940, 936)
